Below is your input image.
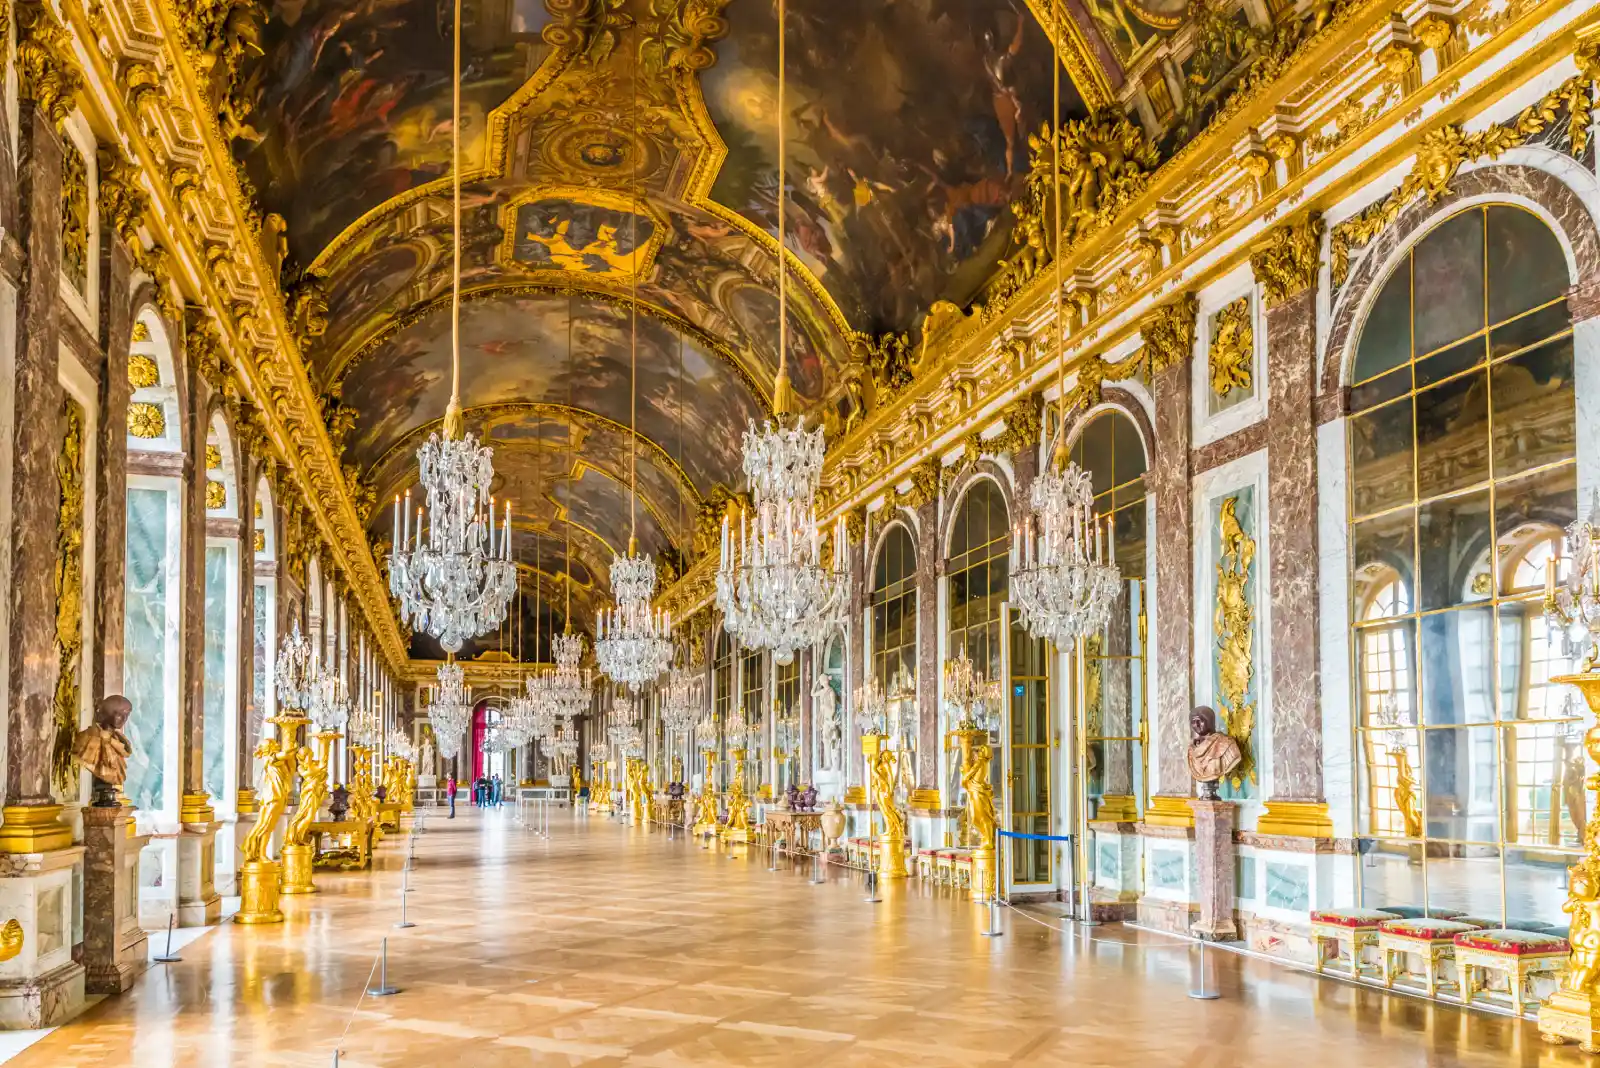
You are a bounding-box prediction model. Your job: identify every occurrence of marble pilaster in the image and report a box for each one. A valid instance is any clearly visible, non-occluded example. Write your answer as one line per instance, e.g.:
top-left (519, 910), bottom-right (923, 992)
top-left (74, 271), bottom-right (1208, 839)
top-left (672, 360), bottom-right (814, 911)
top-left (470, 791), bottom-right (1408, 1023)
top-left (236, 465), bottom-right (257, 797)
top-left (81, 806), bottom-right (148, 995)
top-left (846, 524), bottom-right (865, 788)
top-left (1264, 288), bottom-right (1324, 807)
top-left (1147, 356), bottom-right (1193, 816)
top-left (798, 647), bottom-right (813, 785)
top-left (914, 498), bottom-right (938, 789)
top-left (178, 322), bottom-right (212, 822)
top-left (90, 218), bottom-right (134, 707)
top-left (3, 101), bottom-right (68, 828)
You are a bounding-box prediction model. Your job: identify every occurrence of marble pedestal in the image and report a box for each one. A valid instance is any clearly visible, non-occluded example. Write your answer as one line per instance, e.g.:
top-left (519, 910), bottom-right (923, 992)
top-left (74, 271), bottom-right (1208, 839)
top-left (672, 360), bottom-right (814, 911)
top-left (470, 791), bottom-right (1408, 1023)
top-left (175, 822), bottom-right (220, 927)
top-left (82, 806), bottom-right (149, 995)
top-left (0, 844), bottom-right (87, 1028)
top-left (1189, 798), bottom-right (1238, 942)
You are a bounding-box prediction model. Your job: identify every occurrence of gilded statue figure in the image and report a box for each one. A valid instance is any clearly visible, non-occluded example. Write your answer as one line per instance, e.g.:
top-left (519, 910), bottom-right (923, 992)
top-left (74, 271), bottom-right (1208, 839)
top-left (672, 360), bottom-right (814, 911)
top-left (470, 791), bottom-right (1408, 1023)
top-left (1186, 706), bottom-right (1243, 801)
top-left (868, 747), bottom-right (906, 843)
top-left (73, 695), bottom-right (133, 806)
top-left (1561, 867), bottom-right (1600, 994)
top-left (1392, 745), bottom-right (1422, 838)
top-left (959, 735), bottom-right (997, 848)
top-left (285, 741), bottom-right (327, 847)
top-left (1214, 496), bottom-right (1257, 788)
top-left (242, 737), bottom-right (294, 863)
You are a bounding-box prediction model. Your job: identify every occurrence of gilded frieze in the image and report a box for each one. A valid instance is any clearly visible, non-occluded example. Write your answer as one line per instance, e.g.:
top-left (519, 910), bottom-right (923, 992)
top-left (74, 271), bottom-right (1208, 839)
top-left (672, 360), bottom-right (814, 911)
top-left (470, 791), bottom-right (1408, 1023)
top-left (1213, 493), bottom-right (1256, 793)
top-left (53, 400), bottom-right (84, 795)
top-left (60, 141), bottom-right (90, 297)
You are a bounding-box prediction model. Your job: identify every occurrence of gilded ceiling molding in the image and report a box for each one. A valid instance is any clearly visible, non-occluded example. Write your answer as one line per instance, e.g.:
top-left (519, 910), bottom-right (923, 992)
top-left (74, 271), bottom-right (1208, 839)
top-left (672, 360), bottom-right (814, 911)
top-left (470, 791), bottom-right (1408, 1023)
top-left (1018, 0), bottom-right (1116, 109)
top-left (328, 281), bottom-right (773, 416)
top-left (367, 400), bottom-right (703, 510)
top-left (16, 0), bottom-right (83, 130)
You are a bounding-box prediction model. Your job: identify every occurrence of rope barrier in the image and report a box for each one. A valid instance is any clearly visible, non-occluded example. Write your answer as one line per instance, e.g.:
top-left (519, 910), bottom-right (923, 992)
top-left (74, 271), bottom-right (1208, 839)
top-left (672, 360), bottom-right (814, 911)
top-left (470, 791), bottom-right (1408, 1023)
top-left (995, 830), bottom-right (1074, 842)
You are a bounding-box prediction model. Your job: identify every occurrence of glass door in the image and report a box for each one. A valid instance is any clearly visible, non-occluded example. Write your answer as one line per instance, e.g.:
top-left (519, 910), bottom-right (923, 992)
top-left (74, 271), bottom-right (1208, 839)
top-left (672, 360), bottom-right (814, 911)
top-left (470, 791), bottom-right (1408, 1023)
top-left (1004, 604), bottom-right (1056, 890)
top-left (1080, 578), bottom-right (1149, 910)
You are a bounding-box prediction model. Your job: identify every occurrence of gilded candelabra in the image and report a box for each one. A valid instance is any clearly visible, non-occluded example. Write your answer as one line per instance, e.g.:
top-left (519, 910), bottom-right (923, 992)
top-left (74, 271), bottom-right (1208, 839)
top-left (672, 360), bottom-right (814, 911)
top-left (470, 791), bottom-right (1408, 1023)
top-left (945, 650), bottom-right (1003, 899)
top-left (863, 732), bottom-right (908, 878)
top-left (282, 724), bottom-right (332, 896)
top-left (723, 747), bottom-right (751, 841)
top-left (236, 732), bottom-right (294, 925)
top-left (348, 744), bottom-right (378, 825)
top-left (695, 749), bottom-right (719, 835)
top-left (1539, 498), bottom-right (1600, 1050)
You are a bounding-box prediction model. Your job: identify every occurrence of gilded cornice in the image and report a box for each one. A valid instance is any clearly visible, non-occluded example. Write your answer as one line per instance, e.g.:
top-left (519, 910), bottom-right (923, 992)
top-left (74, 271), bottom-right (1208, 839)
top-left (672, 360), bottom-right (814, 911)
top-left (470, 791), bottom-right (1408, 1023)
top-left (404, 659), bottom-right (554, 689)
top-left (816, 0), bottom-right (1596, 520)
top-left (66, 0), bottom-right (412, 672)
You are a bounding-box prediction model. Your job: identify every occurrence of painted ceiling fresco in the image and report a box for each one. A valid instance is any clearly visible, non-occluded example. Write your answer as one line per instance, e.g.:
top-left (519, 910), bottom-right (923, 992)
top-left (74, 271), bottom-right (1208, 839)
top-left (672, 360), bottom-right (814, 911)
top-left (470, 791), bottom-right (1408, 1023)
top-left (232, 0), bottom-right (1232, 643)
top-left (702, 0), bottom-right (1082, 333)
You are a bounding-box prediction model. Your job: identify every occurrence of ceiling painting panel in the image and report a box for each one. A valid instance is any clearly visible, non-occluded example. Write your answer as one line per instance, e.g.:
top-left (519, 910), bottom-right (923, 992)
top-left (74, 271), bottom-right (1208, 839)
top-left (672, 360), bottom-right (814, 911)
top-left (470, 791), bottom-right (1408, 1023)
top-left (700, 0), bottom-right (1085, 335)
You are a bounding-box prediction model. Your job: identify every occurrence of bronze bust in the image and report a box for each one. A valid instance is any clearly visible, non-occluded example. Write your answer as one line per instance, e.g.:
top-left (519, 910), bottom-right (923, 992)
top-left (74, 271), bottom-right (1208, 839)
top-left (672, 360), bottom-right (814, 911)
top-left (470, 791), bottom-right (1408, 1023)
top-left (73, 695), bottom-right (134, 807)
top-left (1186, 705), bottom-right (1242, 801)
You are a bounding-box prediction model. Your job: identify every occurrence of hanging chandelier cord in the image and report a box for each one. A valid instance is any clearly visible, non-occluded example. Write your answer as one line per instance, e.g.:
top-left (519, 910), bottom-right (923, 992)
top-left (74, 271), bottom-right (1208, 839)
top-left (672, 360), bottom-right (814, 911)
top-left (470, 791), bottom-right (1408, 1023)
top-left (1046, 0), bottom-right (1065, 468)
top-left (446, 0), bottom-right (464, 439)
top-left (774, 0), bottom-right (791, 418)
top-left (628, 17), bottom-right (640, 550)
top-left (566, 292), bottom-right (575, 633)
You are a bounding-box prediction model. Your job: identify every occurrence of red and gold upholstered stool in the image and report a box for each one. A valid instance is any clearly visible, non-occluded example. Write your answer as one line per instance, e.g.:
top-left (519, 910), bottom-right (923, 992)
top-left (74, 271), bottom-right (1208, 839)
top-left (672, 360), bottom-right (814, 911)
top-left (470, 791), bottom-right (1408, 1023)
top-left (1309, 909), bottom-right (1400, 977)
top-left (1378, 918), bottom-right (1483, 998)
top-left (1453, 928), bottom-right (1570, 1012)
top-left (915, 848), bottom-right (939, 880)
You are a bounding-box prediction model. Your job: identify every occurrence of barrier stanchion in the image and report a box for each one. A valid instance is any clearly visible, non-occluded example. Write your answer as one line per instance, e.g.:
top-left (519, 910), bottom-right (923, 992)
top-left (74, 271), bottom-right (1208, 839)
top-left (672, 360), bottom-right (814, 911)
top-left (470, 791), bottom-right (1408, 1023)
top-left (809, 847), bottom-right (825, 885)
top-left (1189, 941), bottom-right (1219, 1000)
top-left (863, 868), bottom-right (881, 904)
top-left (396, 870), bottom-right (416, 929)
top-left (367, 938), bottom-right (399, 996)
top-left (152, 913), bottom-right (182, 964)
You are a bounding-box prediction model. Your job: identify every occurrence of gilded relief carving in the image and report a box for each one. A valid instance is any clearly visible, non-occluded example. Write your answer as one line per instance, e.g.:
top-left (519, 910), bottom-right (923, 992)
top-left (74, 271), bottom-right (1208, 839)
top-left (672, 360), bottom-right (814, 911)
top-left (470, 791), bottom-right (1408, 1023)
top-left (60, 141), bottom-right (90, 296)
top-left (205, 480), bottom-right (227, 510)
top-left (127, 402), bottom-right (165, 439)
top-left (1249, 211), bottom-right (1324, 307)
top-left (53, 400), bottom-right (84, 795)
top-left (16, 0), bottom-right (82, 129)
top-left (1214, 495), bottom-right (1256, 791)
top-left (1208, 296), bottom-right (1253, 398)
top-left (128, 354), bottom-right (160, 389)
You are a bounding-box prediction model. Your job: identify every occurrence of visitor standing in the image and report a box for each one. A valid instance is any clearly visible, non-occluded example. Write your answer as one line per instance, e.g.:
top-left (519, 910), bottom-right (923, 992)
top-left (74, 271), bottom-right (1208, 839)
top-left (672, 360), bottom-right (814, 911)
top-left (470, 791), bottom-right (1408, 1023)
top-left (446, 775), bottom-right (456, 818)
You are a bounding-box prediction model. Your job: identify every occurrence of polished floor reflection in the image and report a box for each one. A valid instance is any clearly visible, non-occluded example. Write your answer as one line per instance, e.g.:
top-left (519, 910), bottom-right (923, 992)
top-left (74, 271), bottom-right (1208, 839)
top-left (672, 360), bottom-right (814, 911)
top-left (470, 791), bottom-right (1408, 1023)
top-left (13, 808), bottom-right (1589, 1067)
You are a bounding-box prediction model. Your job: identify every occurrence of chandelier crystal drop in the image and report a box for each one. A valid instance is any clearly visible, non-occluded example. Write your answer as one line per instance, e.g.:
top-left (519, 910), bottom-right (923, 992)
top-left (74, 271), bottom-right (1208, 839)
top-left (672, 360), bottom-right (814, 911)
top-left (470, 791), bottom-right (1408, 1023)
top-left (429, 661), bottom-right (472, 760)
top-left (661, 665), bottom-right (705, 737)
top-left (1011, 461), bottom-right (1122, 647)
top-left (546, 632), bottom-right (595, 720)
top-left (943, 650), bottom-right (1004, 732)
top-left (550, 724), bottom-right (578, 767)
top-left (349, 693), bottom-right (382, 747)
top-left (273, 622), bottom-right (317, 713)
top-left (595, 547), bottom-right (673, 691)
top-left (308, 669), bottom-right (351, 733)
top-left (716, 415), bottom-right (846, 665)
top-left (388, 428), bottom-right (517, 653)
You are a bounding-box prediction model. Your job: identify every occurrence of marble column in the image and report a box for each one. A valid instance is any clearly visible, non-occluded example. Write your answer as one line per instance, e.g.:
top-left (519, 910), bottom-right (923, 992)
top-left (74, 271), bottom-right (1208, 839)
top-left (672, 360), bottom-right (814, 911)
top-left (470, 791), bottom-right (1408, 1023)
top-left (914, 498), bottom-right (939, 789)
top-left (236, 460), bottom-right (257, 797)
top-left (174, 319), bottom-right (218, 926)
top-left (0, 97), bottom-right (86, 1031)
top-left (2, 100), bottom-right (70, 842)
top-left (845, 517), bottom-right (865, 789)
top-left (90, 207), bottom-right (134, 708)
top-left (1146, 350), bottom-right (1195, 825)
top-left (1252, 215), bottom-right (1332, 837)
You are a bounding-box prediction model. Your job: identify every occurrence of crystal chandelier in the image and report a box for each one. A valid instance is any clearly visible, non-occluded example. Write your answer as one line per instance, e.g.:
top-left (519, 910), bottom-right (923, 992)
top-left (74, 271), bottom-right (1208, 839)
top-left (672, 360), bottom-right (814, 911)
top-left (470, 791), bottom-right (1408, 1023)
top-left (716, 423), bottom-right (847, 665)
top-left (308, 669), bottom-right (351, 733)
top-left (854, 673), bottom-right (889, 737)
top-left (695, 709), bottom-right (718, 752)
top-left (388, 728), bottom-right (415, 763)
top-left (944, 650), bottom-right (1004, 732)
top-left (480, 728), bottom-right (506, 757)
top-left (349, 690), bottom-right (381, 747)
top-left (524, 673), bottom-right (557, 741)
top-left (550, 724), bottom-right (578, 767)
top-left (389, 435), bottom-right (516, 653)
top-left (502, 691), bottom-right (534, 748)
top-left (661, 664), bottom-right (704, 737)
top-left (1547, 490), bottom-right (1600, 668)
top-left (546, 632), bottom-right (594, 721)
top-left (595, 548), bottom-right (673, 691)
top-left (274, 621), bottom-right (316, 712)
top-left (429, 661), bottom-right (471, 760)
top-left (1011, 462), bottom-right (1121, 647)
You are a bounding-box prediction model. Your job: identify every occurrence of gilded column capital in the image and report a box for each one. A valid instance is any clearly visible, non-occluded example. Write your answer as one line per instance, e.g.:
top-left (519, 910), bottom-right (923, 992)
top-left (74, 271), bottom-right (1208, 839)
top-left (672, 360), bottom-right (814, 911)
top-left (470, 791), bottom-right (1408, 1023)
top-left (992, 394), bottom-right (1042, 455)
top-left (1249, 211), bottom-right (1325, 308)
top-left (844, 507), bottom-right (866, 547)
top-left (895, 457), bottom-right (940, 511)
top-left (1139, 292), bottom-right (1198, 376)
top-left (15, 1), bottom-right (82, 130)
top-left (95, 146), bottom-right (148, 250)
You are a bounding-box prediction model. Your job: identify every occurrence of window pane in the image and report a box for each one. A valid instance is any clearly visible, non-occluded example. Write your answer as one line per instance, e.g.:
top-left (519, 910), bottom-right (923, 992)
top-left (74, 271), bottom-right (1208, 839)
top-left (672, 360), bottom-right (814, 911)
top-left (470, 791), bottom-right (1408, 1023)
top-left (1419, 606), bottom-right (1495, 725)
top-left (1350, 364), bottom-right (1411, 413)
top-left (1502, 723), bottom-right (1585, 848)
top-left (1353, 266), bottom-right (1411, 382)
top-left (1352, 508), bottom-right (1414, 619)
top-left (1412, 208), bottom-right (1485, 357)
top-left (1426, 845), bottom-right (1504, 926)
top-left (1506, 847), bottom-right (1580, 930)
top-left (1357, 619), bottom-right (1415, 727)
top-left (1489, 301), bottom-right (1569, 358)
top-left (1497, 598), bottom-right (1582, 720)
top-left (1491, 336), bottom-right (1575, 479)
top-left (1416, 488), bottom-right (1491, 611)
top-left (1414, 335), bottom-right (1485, 389)
top-left (1486, 205), bottom-right (1569, 324)
top-left (1423, 726), bottom-right (1500, 842)
top-left (1349, 398), bottom-right (1413, 517)
top-left (1415, 369), bottom-right (1489, 499)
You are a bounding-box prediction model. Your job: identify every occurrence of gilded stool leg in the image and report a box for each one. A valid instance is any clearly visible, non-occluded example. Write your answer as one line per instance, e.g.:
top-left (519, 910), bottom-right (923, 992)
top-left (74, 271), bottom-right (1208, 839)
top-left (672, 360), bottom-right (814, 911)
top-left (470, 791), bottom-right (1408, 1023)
top-left (1424, 948), bottom-right (1438, 999)
top-left (1460, 962), bottom-right (1474, 1006)
top-left (1313, 934), bottom-right (1326, 974)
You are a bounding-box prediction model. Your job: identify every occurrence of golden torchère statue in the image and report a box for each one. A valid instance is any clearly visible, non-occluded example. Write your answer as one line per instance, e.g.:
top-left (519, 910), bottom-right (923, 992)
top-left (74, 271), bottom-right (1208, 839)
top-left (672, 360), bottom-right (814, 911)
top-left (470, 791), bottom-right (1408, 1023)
top-left (242, 737), bottom-right (293, 863)
top-left (285, 740), bottom-right (328, 846)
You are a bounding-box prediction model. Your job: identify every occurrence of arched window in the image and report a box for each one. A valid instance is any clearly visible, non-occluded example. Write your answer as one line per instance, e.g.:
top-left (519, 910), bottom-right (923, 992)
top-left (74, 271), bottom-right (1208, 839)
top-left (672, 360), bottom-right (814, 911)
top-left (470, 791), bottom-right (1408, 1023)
top-left (1068, 409), bottom-right (1149, 825)
top-left (870, 523), bottom-right (917, 692)
top-left (945, 479), bottom-right (1009, 679)
top-left (1347, 204), bottom-right (1578, 926)
top-left (713, 629), bottom-right (733, 786)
